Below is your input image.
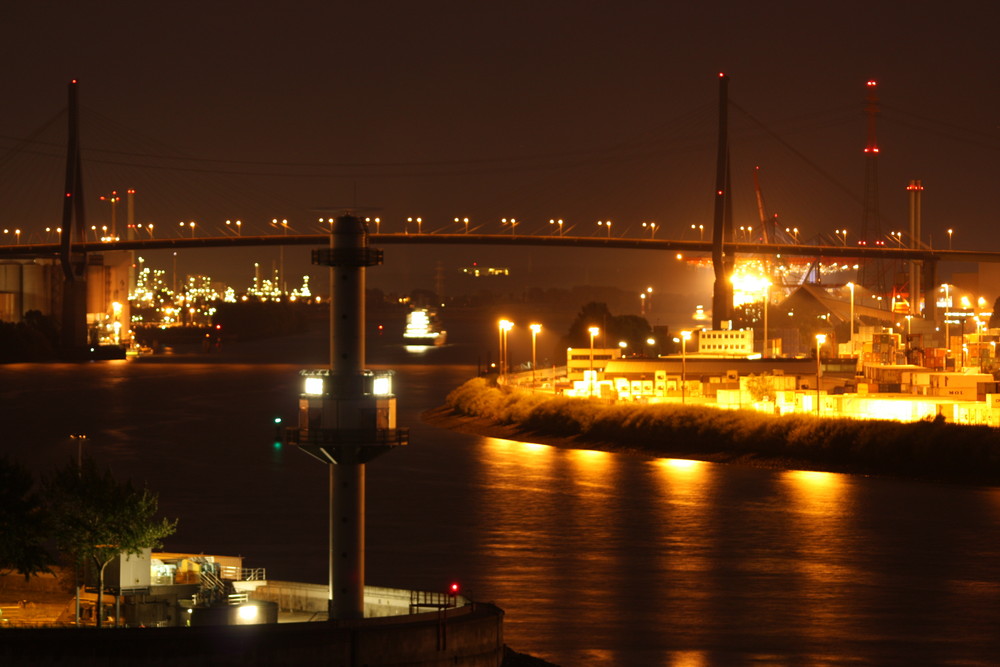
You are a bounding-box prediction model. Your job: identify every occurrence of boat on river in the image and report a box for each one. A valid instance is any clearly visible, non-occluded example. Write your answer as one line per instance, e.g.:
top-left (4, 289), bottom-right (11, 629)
top-left (403, 308), bottom-right (447, 346)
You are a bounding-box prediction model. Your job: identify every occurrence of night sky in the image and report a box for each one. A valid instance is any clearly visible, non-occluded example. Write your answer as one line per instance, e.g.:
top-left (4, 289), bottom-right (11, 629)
top-left (1, 1), bottom-right (997, 299)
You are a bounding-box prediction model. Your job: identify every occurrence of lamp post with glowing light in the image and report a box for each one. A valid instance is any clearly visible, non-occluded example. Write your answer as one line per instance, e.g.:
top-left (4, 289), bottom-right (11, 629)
top-left (642, 221), bottom-right (657, 238)
top-left (549, 219), bottom-right (564, 236)
top-left (815, 333), bottom-right (826, 415)
top-left (942, 284), bottom-right (951, 359)
top-left (502, 218), bottom-right (517, 236)
top-left (597, 220), bottom-right (611, 238)
top-left (948, 228), bottom-right (953, 249)
top-left (681, 331), bottom-right (691, 404)
top-left (763, 281), bottom-right (771, 358)
top-left (407, 217), bottom-right (422, 234)
top-left (847, 282), bottom-right (856, 340)
top-left (365, 217), bottom-right (381, 234)
top-left (588, 326), bottom-right (600, 396)
top-left (455, 217), bottom-right (469, 234)
top-left (498, 319), bottom-right (513, 383)
top-left (530, 323), bottom-right (541, 386)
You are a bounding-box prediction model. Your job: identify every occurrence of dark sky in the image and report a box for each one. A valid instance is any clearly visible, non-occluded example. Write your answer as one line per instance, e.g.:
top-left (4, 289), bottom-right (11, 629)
top-left (1, 1), bottom-right (997, 300)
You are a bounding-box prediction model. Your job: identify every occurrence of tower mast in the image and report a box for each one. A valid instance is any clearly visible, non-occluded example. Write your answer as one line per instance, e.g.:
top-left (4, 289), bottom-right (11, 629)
top-left (858, 80), bottom-right (886, 296)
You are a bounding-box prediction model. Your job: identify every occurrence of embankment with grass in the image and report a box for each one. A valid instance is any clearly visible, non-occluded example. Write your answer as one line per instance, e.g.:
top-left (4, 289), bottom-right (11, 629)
top-left (436, 377), bottom-right (1000, 486)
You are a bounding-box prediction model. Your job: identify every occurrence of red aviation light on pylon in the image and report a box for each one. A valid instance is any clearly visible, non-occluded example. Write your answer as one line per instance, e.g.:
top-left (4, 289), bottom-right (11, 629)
top-left (867, 80), bottom-right (877, 87)
top-left (718, 72), bottom-right (726, 78)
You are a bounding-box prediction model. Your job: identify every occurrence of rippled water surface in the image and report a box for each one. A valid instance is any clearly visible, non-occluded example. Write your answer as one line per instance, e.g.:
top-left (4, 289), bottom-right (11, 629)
top-left (2, 346), bottom-right (999, 666)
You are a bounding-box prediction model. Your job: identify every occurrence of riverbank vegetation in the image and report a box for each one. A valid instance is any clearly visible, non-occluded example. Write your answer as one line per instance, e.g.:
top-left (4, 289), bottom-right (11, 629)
top-left (443, 377), bottom-right (1000, 486)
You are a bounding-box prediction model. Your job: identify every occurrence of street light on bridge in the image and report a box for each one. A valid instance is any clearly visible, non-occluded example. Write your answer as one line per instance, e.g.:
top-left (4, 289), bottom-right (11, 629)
top-left (365, 217), bottom-right (381, 234)
top-left (407, 217), bottom-right (422, 234)
top-left (455, 217), bottom-right (469, 234)
top-left (642, 221), bottom-right (658, 238)
top-left (948, 228), bottom-right (954, 249)
top-left (549, 219), bottom-right (564, 236)
top-left (597, 220), bottom-right (612, 238)
top-left (501, 218), bottom-right (517, 236)
top-left (226, 219), bottom-right (242, 236)
top-left (690, 223), bottom-right (704, 241)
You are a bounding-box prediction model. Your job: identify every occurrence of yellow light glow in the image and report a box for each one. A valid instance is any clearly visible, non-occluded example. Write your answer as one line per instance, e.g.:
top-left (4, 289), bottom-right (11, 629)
top-left (304, 377), bottom-right (324, 395)
top-left (237, 605), bottom-right (258, 622)
top-left (372, 376), bottom-right (391, 396)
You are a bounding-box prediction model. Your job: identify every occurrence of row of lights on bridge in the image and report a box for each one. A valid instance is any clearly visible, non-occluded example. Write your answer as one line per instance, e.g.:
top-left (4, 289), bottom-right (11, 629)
top-left (3, 218), bottom-right (958, 247)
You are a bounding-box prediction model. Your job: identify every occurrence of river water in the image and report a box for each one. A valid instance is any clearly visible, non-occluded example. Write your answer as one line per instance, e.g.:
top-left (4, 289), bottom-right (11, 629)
top-left (2, 338), bottom-right (999, 666)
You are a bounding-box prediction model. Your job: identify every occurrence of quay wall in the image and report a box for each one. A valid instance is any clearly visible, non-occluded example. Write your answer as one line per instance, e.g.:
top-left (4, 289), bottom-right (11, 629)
top-left (0, 602), bottom-right (504, 666)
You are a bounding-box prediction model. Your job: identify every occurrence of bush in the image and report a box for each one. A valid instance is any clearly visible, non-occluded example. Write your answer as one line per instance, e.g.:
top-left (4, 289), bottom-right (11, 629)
top-left (442, 378), bottom-right (1000, 484)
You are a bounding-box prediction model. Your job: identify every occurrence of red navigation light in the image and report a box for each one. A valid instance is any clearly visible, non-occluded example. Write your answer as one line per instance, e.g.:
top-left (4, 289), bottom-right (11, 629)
top-left (718, 72), bottom-right (725, 78)
top-left (867, 80), bottom-right (877, 87)
top-left (448, 583), bottom-right (460, 596)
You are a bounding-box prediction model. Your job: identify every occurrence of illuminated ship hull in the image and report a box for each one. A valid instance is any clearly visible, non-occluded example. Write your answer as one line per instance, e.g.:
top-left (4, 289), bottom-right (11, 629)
top-left (403, 309), bottom-right (447, 347)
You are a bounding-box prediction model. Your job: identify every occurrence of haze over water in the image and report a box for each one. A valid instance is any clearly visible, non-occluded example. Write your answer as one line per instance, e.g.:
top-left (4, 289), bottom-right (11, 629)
top-left (2, 336), bottom-right (999, 665)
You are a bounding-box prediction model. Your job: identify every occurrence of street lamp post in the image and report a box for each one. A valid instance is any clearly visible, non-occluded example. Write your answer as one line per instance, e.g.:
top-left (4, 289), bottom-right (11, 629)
top-left (763, 282), bottom-right (770, 358)
top-left (502, 218), bottom-right (517, 236)
top-left (941, 283), bottom-right (952, 361)
top-left (549, 219), bottom-right (564, 236)
top-left (642, 221), bottom-right (657, 238)
top-left (455, 217), bottom-right (469, 234)
top-left (947, 228), bottom-right (953, 250)
top-left (847, 281), bottom-right (856, 340)
top-left (680, 331), bottom-right (691, 404)
top-left (529, 324), bottom-right (541, 386)
top-left (588, 326), bottom-right (600, 396)
top-left (597, 220), bottom-right (611, 238)
top-left (815, 334), bottom-right (826, 416)
top-left (498, 319), bottom-right (513, 383)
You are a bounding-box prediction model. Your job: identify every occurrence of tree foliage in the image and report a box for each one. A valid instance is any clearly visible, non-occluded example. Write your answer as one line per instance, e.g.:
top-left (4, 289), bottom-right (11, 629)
top-left (45, 458), bottom-right (177, 628)
top-left (564, 302), bottom-right (652, 351)
top-left (0, 456), bottom-right (52, 580)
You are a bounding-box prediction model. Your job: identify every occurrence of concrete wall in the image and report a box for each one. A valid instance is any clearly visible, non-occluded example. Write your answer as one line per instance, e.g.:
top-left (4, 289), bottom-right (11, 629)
top-left (246, 581), bottom-right (469, 619)
top-left (0, 601), bottom-right (504, 666)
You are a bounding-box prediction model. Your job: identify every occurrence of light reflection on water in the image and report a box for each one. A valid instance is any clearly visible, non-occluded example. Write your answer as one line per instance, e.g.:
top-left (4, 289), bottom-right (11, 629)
top-left (3, 361), bottom-right (1000, 666)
